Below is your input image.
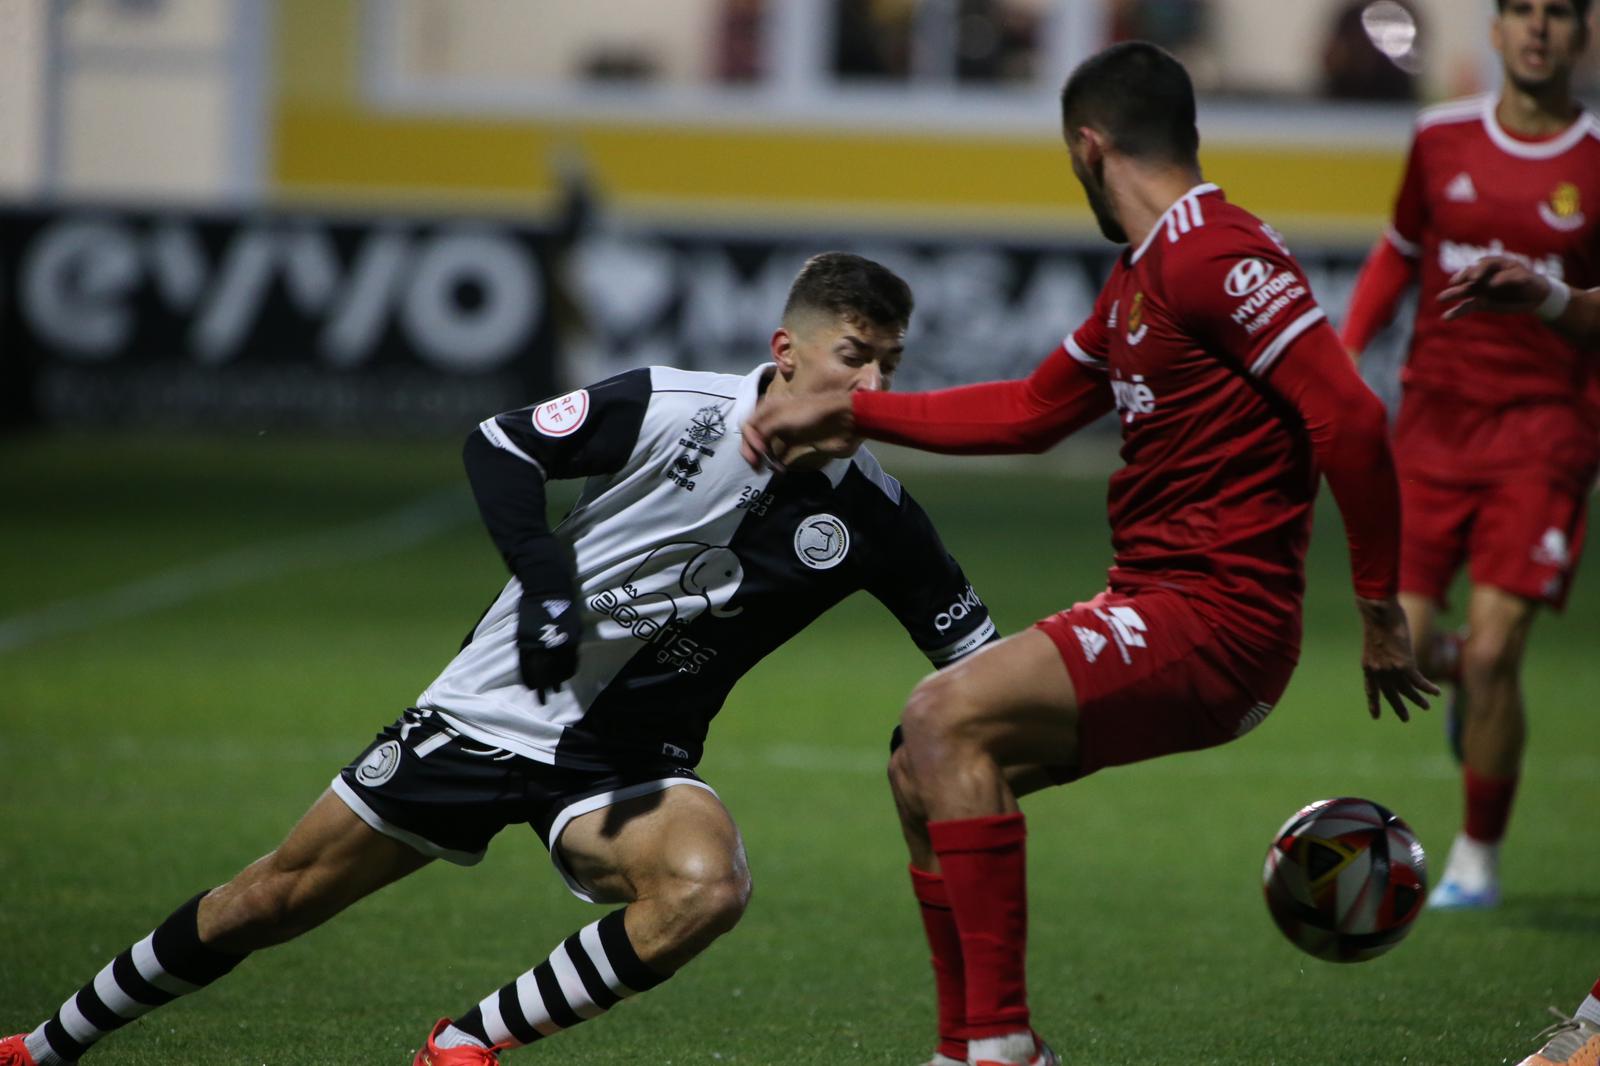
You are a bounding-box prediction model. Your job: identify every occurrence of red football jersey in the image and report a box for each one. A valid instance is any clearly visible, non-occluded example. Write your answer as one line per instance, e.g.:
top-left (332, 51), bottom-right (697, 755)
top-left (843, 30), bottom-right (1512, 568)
top-left (1389, 94), bottom-right (1600, 410)
top-left (1068, 184), bottom-right (1330, 654)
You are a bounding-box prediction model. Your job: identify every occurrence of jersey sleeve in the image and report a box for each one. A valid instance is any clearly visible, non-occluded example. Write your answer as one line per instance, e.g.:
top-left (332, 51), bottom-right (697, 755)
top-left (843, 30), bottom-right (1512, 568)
top-left (1386, 133), bottom-right (1427, 258)
top-left (1064, 278), bottom-right (1118, 372)
top-left (862, 482), bottom-right (998, 667)
top-left (476, 368), bottom-right (652, 480)
top-left (1165, 222), bottom-right (1328, 379)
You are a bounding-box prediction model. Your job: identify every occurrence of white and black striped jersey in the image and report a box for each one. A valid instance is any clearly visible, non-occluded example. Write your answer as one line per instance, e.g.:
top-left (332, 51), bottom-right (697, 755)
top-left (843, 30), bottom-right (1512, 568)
top-left (418, 364), bottom-right (996, 770)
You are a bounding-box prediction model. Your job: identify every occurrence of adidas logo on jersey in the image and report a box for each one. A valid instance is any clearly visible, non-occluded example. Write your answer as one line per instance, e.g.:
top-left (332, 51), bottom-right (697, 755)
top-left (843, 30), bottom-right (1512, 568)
top-left (1073, 625), bottom-right (1107, 663)
top-left (1445, 172), bottom-right (1477, 203)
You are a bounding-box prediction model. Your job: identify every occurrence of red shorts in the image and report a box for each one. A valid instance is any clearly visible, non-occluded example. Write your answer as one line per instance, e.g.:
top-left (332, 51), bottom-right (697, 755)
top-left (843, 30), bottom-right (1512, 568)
top-left (1399, 471), bottom-right (1589, 610)
top-left (1035, 589), bottom-right (1297, 778)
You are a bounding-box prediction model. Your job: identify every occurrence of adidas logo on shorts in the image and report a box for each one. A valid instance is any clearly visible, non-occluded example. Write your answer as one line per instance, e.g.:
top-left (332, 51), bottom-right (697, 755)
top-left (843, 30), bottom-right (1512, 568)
top-left (1073, 625), bottom-right (1108, 663)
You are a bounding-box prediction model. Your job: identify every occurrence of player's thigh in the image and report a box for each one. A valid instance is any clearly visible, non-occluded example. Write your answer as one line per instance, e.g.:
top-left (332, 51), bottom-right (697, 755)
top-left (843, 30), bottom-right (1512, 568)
top-left (557, 784), bottom-right (748, 906)
top-left (262, 787), bottom-right (431, 894)
top-left (202, 789), bottom-right (431, 943)
top-left (1468, 475), bottom-right (1588, 610)
top-left (1463, 583), bottom-right (1540, 667)
top-left (1398, 592), bottom-right (1437, 651)
top-left (1398, 475), bottom-right (1477, 607)
top-left (1037, 589), bottom-right (1295, 778)
top-left (902, 627), bottom-right (1080, 768)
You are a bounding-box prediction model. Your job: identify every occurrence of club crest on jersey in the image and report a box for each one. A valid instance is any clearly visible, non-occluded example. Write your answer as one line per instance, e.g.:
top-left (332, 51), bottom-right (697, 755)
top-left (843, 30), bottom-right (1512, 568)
top-left (532, 389), bottom-right (590, 437)
top-left (1126, 292), bottom-right (1149, 345)
top-left (355, 740), bottom-right (402, 786)
top-left (1539, 182), bottom-right (1585, 232)
top-left (684, 405), bottom-right (727, 448)
top-left (794, 514), bottom-right (850, 570)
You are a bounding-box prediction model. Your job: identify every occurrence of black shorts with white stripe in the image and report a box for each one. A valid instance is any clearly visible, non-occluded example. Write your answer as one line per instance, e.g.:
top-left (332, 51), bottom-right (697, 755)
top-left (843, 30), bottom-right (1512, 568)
top-left (333, 708), bottom-right (716, 897)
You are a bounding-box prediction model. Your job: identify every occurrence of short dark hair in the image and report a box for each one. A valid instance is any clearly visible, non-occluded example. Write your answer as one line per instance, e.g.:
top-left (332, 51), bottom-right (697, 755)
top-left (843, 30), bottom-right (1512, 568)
top-left (1497, 0), bottom-right (1591, 18)
top-left (1060, 41), bottom-right (1200, 165)
top-left (782, 252), bottom-right (913, 330)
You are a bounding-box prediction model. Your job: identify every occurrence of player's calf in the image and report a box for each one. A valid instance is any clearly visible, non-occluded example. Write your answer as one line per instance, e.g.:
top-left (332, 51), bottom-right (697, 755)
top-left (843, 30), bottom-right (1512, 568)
top-left (12, 891), bottom-right (248, 1065)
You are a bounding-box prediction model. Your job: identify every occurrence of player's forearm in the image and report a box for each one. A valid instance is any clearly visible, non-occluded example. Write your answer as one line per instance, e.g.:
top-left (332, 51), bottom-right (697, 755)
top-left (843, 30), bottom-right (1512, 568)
top-left (852, 347), bottom-right (1112, 455)
top-left (1339, 238), bottom-right (1417, 357)
top-left (463, 430), bottom-right (572, 590)
top-left (1317, 398), bottom-right (1402, 601)
top-left (1268, 327), bottom-right (1401, 599)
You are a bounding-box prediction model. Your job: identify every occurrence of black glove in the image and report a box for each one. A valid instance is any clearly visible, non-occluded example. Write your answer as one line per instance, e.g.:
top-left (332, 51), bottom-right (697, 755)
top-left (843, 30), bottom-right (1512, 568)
top-left (517, 589), bottom-right (581, 697)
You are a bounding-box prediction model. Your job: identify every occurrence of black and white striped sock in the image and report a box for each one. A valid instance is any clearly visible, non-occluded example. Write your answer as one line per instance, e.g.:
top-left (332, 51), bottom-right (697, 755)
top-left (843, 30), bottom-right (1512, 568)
top-left (24, 892), bottom-right (247, 1064)
top-left (437, 909), bottom-right (668, 1050)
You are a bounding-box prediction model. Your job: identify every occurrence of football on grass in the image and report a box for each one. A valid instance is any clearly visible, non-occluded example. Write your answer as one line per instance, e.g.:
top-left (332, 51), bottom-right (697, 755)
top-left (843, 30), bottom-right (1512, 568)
top-left (1262, 797), bottom-right (1427, 963)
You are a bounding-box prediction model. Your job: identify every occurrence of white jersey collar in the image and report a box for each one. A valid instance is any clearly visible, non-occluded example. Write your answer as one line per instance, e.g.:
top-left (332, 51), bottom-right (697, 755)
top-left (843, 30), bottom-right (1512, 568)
top-left (1129, 182), bottom-right (1222, 264)
top-left (1481, 95), bottom-right (1596, 160)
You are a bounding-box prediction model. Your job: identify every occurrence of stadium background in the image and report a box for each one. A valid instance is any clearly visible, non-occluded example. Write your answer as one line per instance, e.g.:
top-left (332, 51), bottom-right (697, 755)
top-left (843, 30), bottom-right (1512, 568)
top-left (2, 2), bottom-right (1598, 1063)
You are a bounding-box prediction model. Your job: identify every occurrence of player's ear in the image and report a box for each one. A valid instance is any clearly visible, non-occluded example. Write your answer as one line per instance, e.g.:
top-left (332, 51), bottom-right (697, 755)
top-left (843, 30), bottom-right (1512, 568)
top-left (770, 327), bottom-right (798, 377)
top-left (1077, 126), bottom-right (1109, 168)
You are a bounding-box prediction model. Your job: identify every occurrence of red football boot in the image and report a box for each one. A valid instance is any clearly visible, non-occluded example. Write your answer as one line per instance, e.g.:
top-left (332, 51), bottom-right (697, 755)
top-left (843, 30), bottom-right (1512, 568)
top-left (0, 1035), bottom-right (39, 1066)
top-left (412, 1019), bottom-right (508, 1066)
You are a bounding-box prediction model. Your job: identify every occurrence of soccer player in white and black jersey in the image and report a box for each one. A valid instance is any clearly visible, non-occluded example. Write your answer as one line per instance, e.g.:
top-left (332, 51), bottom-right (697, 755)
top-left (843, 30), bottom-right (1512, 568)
top-left (0, 253), bottom-right (997, 1066)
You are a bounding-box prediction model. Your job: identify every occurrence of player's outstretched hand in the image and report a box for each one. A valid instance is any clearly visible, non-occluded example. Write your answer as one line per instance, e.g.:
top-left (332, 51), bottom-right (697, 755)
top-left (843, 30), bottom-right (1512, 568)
top-left (517, 593), bottom-right (580, 703)
top-left (1438, 256), bottom-right (1549, 320)
top-left (1355, 596), bottom-right (1439, 722)
top-left (739, 390), bottom-right (857, 471)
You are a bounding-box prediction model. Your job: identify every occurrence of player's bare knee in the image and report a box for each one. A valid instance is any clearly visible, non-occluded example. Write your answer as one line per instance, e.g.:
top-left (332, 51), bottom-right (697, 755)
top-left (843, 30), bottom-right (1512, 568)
top-left (1461, 629), bottom-right (1525, 686)
top-left (654, 851), bottom-right (752, 945)
top-left (900, 671), bottom-right (968, 747)
top-left (887, 746), bottom-right (927, 824)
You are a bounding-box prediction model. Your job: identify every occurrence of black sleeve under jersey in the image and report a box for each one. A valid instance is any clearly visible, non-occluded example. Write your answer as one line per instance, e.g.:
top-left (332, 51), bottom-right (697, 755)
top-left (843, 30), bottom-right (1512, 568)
top-left (466, 369), bottom-right (651, 594)
top-left (863, 483), bottom-right (999, 668)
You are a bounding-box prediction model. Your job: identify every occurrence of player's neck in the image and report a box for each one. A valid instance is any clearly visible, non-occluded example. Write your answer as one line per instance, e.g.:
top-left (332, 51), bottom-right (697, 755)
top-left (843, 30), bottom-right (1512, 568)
top-left (1108, 159), bottom-right (1206, 253)
top-left (1495, 78), bottom-right (1578, 138)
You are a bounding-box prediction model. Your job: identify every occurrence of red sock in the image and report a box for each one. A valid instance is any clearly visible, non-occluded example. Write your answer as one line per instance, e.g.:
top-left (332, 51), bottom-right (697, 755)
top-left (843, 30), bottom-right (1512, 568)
top-left (1463, 767), bottom-right (1519, 844)
top-left (911, 866), bottom-right (969, 1060)
top-left (927, 813), bottom-right (1030, 1039)
top-left (1589, 974), bottom-right (1600, 1000)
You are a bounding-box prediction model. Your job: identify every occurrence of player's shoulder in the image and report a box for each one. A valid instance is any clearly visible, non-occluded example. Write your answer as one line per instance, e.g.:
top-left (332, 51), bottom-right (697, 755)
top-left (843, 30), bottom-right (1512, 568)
top-left (826, 445), bottom-right (905, 508)
top-left (1413, 93), bottom-right (1491, 139)
top-left (645, 365), bottom-right (744, 403)
top-left (1144, 186), bottom-right (1295, 275)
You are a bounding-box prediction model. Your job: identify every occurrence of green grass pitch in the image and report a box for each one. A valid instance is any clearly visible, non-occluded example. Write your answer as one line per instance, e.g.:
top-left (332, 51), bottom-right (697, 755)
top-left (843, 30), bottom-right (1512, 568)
top-left (3, 433), bottom-right (1597, 1065)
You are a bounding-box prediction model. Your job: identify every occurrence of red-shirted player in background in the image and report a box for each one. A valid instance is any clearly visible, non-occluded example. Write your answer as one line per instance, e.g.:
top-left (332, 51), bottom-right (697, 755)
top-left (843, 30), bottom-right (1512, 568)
top-left (1341, 0), bottom-right (1599, 911)
top-left (1440, 256), bottom-right (1600, 1066)
top-left (743, 42), bottom-right (1434, 1066)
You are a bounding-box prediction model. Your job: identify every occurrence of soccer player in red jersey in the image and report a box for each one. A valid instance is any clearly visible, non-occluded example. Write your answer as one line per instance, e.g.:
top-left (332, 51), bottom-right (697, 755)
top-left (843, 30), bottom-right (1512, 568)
top-left (1340, 0), bottom-right (1599, 910)
top-left (742, 42), bottom-right (1434, 1066)
top-left (1438, 257), bottom-right (1600, 1066)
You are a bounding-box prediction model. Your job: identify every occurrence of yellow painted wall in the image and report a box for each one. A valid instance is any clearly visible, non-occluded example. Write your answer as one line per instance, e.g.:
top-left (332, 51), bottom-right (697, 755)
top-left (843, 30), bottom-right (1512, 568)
top-left (270, 0), bottom-right (1402, 239)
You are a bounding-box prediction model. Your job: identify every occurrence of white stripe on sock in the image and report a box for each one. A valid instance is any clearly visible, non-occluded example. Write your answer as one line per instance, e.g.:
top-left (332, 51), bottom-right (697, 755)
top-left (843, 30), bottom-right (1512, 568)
top-left (57, 997), bottom-right (106, 1045)
top-left (550, 941), bottom-right (606, 1020)
top-left (131, 934), bottom-right (198, 996)
top-left (478, 991), bottom-right (514, 1047)
top-left (93, 961), bottom-right (145, 1019)
top-left (578, 920), bottom-right (629, 996)
top-left (513, 969), bottom-right (562, 1037)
